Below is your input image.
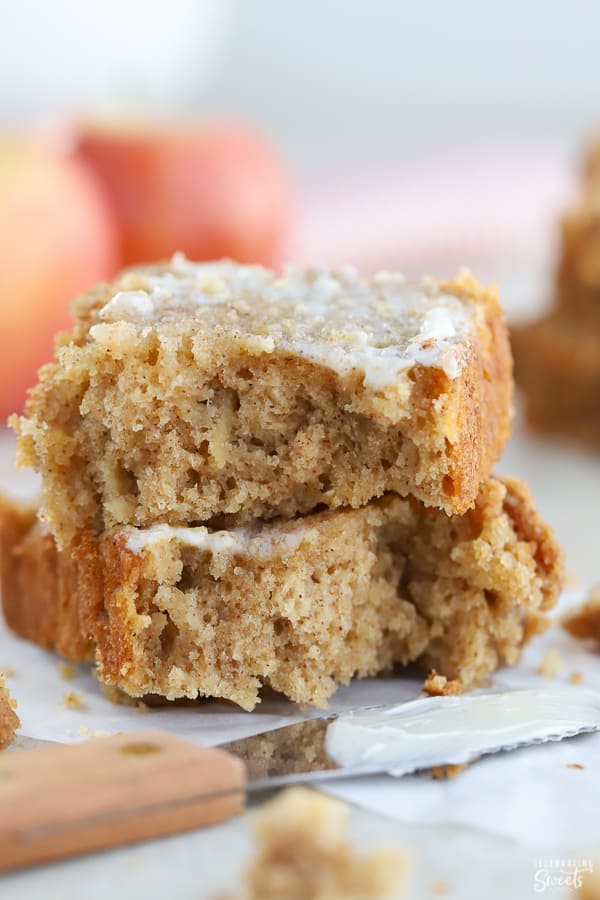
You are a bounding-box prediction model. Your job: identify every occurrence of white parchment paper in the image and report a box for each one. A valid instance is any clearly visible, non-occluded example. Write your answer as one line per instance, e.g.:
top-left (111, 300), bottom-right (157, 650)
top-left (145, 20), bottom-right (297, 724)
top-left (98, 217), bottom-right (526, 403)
top-left (1, 588), bottom-right (599, 847)
top-left (326, 589), bottom-right (600, 848)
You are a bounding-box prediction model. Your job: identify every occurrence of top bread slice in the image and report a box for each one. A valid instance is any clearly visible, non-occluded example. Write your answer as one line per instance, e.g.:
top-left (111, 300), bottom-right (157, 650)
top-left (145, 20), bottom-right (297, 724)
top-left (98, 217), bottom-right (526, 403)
top-left (12, 256), bottom-right (512, 546)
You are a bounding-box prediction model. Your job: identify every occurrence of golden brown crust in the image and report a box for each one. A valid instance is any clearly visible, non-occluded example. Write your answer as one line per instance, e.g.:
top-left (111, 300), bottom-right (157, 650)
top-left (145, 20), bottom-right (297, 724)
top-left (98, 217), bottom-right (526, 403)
top-left (499, 476), bottom-right (565, 611)
top-left (438, 273), bottom-right (513, 512)
top-left (0, 496), bottom-right (92, 662)
top-left (0, 496), bottom-right (61, 654)
top-left (0, 478), bottom-right (563, 710)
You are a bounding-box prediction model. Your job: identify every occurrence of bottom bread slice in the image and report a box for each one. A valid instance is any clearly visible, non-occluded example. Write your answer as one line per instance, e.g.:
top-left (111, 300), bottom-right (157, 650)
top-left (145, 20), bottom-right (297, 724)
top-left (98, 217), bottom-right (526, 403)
top-left (0, 478), bottom-right (563, 711)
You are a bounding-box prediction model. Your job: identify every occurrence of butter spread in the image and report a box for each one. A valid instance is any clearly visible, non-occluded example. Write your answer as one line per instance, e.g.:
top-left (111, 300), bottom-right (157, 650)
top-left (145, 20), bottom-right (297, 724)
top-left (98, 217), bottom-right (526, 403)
top-left (325, 689), bottom-right (600, 776)
top-left (123, 520), bottom-right (308, 560)
top-left (94, 254), bottom-right (478, 388)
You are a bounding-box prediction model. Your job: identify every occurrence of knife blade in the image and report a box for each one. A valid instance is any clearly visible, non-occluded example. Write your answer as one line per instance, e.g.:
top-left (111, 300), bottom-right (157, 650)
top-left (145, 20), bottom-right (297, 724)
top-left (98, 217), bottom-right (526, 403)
top-left (1, 687), bottom-right (599, 872)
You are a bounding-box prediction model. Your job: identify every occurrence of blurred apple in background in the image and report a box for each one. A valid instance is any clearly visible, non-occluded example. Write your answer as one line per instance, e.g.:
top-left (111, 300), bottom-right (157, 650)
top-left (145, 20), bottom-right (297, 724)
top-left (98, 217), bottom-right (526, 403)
top-left (76, 121), bottom-right (292, 267)
top-left (0, 137), bottom-right (119, 419)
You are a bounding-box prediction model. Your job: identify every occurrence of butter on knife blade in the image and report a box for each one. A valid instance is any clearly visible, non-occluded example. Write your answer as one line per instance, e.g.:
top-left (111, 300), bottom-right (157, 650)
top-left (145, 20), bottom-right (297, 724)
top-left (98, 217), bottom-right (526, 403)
top-left (221, 687), bottom-right (600, 785)
top-left (324, 688), bottom-right (600, 776)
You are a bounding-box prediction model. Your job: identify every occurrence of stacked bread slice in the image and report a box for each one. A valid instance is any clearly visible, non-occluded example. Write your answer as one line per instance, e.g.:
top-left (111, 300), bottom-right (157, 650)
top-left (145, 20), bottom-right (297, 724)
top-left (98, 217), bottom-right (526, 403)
top-left (1, 257), bottom-right (563, 709)
top-left (513, 136), bottom-right (600, 447)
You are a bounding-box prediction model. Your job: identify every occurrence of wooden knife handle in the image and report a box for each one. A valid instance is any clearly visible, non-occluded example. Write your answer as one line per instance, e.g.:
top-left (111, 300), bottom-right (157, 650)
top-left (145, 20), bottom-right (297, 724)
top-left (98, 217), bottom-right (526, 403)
top-left (0, 729), bottom-right (247, 872)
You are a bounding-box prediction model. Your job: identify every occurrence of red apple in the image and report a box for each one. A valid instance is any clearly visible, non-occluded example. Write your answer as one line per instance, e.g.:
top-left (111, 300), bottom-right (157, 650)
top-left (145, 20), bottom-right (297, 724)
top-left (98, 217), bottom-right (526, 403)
top-left (76, 121), bottom-right (292, 268)
top-left (0, 137), bottom-right (120, 419)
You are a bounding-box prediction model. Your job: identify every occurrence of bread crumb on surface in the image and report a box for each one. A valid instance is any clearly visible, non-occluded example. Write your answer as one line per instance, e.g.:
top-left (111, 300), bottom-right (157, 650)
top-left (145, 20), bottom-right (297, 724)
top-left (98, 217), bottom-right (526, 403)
top-left (537, 648), bottom-right (565, 679)
top-left (430, 880), bottom-right (449, 896)
top-left (0, 665), bottom-right (16, 679)
top-left (570, 671), bottom-right (584, 684)
top-left (78, 725), bottom-right (110, 739)
top-left (430, 763), bottom-right (468, 780)
top-left (577, 867), bottom-right (600, 899)
top-left (0, 674), bottom-right (20, 749)
top-left (62, 690), bottom-right (85, 710)
top-left (422, 670), bottom-right (464, 697)
top-left (234, 787), bottom-right (409, 899)
top-left (566, 763), bottom-right (584, 770)
top-left (563, 585), bottom-right (600, 646)
top-left (59, 661), bottom-right (76, 681)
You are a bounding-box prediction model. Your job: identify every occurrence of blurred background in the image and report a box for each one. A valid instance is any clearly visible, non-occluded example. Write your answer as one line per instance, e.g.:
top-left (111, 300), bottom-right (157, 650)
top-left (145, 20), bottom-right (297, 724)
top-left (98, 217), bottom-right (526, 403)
top-left (1, 0), bottom-right (599, 575)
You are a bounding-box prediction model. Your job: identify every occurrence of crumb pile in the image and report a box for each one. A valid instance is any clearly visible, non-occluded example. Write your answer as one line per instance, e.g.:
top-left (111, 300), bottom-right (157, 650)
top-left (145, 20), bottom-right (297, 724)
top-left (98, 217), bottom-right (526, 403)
top-left (61, 690), bottom-right (85, 710)
top-left (0, 674), bottom-right (19, 749)
top-left (0, 258), bottom-right (563, 708)
top-left (537, 648), bottom-right (566, 680)
top-left (422, 670), bottom-right (464, 697)
top-left (577, 866), bottom-right (600, 899)
top-left (513, 136), bottom-right (600, 447)
top-left (235, 787), bottom-right (409, 900)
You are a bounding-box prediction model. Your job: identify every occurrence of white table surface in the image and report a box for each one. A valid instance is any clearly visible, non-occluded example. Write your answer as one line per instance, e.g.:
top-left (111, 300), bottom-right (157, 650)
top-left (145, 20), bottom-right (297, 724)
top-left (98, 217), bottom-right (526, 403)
top-left (0, 419), bottom-right (599, 899)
